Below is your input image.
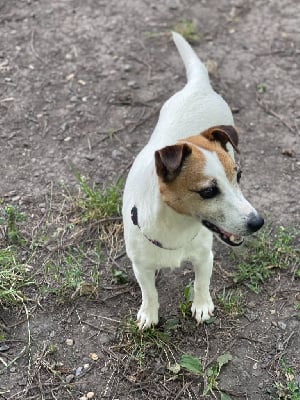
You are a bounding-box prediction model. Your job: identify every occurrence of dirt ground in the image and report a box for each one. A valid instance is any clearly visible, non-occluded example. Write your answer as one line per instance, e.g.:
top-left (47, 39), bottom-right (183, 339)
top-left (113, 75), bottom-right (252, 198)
top-left (0, 0), bottom-right (300, 399)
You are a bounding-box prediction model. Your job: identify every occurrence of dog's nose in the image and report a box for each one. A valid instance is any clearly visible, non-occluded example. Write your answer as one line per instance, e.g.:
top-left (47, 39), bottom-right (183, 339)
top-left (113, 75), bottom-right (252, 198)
top-left (247, 213), bottom-right (264, 233)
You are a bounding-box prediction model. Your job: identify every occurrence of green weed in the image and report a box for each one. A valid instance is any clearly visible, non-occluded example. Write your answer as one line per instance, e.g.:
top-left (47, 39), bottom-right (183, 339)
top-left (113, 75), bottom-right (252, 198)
top-left (0, 247), bottom-right (33, 305)
top-left (111, 268), bottom-right (128, 284)
top-left (0, 205), bottom-right (26, 244)
top-left (74, 173), bottom-right (123, 222)
top-left (233, 226), bottom-right (299, 293)
top-left (44, 245), bottom-right (101, 299)
top-left (173, 19), bottom-right (200, 43)
top-left (217, 288), bottom-right (245, 316)
top-left (256, 82), bottom-right (267, 93)
top-left (169, 352), bottom-right (232, 398)
top-left (119, 318), bottom-right (171, 368)
top-left (274, 358), bottom-right (300, 399)
top-left (178, 281), bottom-right (194, 318)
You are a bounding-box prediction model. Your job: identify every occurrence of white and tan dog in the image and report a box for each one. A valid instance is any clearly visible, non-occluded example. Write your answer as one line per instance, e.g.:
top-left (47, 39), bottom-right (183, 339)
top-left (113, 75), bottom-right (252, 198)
top-left (122, 32), bottom-right (264, 329)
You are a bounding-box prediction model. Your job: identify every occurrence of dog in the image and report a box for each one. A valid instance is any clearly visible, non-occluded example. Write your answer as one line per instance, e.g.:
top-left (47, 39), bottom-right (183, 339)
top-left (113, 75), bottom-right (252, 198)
top-left (122, 32), bottom-right (264, 329)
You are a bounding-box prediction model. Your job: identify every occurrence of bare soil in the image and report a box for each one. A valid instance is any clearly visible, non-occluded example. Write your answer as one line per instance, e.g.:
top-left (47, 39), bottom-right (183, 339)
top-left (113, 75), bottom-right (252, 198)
top-left (0, 1), bottom-right (299, 399)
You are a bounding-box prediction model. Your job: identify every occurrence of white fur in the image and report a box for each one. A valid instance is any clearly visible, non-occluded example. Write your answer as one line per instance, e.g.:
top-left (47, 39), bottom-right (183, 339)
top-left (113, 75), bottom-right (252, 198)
top-left (122, 32), bottom-right (256, 329)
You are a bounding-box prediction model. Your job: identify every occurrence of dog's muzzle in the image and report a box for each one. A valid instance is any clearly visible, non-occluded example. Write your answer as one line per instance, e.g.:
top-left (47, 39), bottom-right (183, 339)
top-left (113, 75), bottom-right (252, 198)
top-left (202, 213), bottom-right (264, 247)
top-left (202, 220), bottom-right (244, 246)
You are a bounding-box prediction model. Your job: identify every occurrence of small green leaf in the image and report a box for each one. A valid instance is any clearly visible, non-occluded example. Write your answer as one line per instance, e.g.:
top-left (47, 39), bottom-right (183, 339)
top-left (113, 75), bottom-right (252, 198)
top-left (164, 318), bottom-right (179, 333)
top-left (206, 366), bottom-right (215, 377)
top-left (220, 391), bottom-right (232, 400)
top-left (111, 268), bottom-right (128, 284)
top-left (183, 282), bottom-right (194, 302)
top-left (217, 353), bottom-right (232, 369)
top-left (256, 83), bottom-right (267, 93)
top-left (204, 316), bottom-right (216, 325)
top-left (180, 354), bottom-right (202, 375)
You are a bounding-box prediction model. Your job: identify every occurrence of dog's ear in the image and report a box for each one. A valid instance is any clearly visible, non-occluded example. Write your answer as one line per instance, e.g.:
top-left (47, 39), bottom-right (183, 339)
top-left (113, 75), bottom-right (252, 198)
top-left (155, 143), bottom-right (191, 182)
top-left (202, 125), bottom-right (240, 153)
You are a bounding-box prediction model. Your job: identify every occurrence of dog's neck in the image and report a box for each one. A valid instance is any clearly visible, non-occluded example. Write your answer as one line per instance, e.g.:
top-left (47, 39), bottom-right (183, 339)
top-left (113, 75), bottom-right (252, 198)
top-left (131, 205), bottom-right (197, 250)
top-left (132, 181), bottom-right (200, 249)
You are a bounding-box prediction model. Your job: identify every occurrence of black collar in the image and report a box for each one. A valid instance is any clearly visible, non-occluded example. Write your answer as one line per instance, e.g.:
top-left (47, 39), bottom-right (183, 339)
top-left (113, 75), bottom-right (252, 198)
top-left (131, 206), bottom-right (180, 251)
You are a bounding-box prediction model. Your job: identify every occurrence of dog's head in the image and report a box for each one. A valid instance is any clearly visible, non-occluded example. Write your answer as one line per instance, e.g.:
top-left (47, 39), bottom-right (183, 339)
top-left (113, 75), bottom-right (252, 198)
top-left (155, 125), bottom-right (264, 246)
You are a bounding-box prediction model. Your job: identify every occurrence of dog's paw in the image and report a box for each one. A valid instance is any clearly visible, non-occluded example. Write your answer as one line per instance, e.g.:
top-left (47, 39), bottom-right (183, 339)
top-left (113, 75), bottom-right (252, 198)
top-left (191, 297), bottom-right (214, 324)
top-left (137, 305), bottom-right (159, 330)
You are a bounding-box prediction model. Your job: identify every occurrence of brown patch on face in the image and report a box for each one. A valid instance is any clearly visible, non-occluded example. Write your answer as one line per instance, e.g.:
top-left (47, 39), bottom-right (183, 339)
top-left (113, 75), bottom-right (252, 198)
top-left (156, 133), bottom-right (236, 216)
top-left (157, 142), bottom-right (208, 215)
top-left (182, 134), bottom-right (236, 182)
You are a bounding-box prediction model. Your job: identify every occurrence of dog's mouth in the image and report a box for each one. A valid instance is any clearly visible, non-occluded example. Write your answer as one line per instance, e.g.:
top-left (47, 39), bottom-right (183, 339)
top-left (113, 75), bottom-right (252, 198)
top-left (202, 220), bottom-right (244, 247)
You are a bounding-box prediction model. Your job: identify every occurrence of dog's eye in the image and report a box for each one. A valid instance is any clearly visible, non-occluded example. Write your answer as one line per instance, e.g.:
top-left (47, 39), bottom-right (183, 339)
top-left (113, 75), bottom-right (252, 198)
top-left (237, 170), bottom-right (242, 183)
top-left (198, 186), bottom-right (220, 199)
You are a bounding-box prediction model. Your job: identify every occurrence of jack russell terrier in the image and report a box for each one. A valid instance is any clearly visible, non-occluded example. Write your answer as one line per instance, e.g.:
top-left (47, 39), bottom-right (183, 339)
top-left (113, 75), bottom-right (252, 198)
top-left (122, 32), bottom-right (264, 329)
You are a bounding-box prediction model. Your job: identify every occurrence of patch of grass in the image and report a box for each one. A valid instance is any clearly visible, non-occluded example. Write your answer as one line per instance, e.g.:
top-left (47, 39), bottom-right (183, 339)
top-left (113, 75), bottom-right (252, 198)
top-left (0, 176), bottom-right (123, 308)
top-left (217, 287), bottom-right (245, 316)
top-left (274, 358), bottom-right (300, 399)
top-left (233, 226), bottom-right (299, 293)
top-left (0, 247), bottom-right (33, 305)
top-left (0, 204), bottom-right (26, 244)
top-left (118, 318), bottom-right (172, 368)
top-left (74, 173), bottom-right (123, 222)
top-left (172, 19), bottom-right (201, 44)
top-left (44, 245), bottom-right (101, 299)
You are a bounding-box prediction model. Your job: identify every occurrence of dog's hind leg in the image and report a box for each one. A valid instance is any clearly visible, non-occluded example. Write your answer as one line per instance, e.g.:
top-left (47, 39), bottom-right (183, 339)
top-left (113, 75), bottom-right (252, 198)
top-left (190, 248), bottom-right (214, 324)
top-left (133, 264), bottom-right (159, 330)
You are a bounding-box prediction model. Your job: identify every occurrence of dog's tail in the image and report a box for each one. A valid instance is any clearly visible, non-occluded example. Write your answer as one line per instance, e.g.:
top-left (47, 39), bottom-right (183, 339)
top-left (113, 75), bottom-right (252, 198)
top-left (172, 32), bottom-right (210, 87)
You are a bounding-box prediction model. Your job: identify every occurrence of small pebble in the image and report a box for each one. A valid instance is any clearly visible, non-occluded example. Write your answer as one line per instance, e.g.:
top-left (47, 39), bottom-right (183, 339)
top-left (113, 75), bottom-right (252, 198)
top-left (87, 392), bottom-right (95, 399)
top-left (277, 341), bottom-right (284, 351)
top-left (277, 321), bottom-right (286, 330)
top-left (112, 149), bottom-right (122, 159)
top-left (0, 344), bottom-right (10, 352)
top-left (66, 338), bottom-right (74, 346)
top-left (85, 154), bottom-right (95, 161)
top-left (89, 353), bottom-right (99, 361)
top-left (76, 366), bottom-right (83, 376)
top-left (127, 80), bottom-right (139, 89)
top-left (65, 374), bottom-right (75, 383)
top-left (123, 64), bottom-right (132, 72)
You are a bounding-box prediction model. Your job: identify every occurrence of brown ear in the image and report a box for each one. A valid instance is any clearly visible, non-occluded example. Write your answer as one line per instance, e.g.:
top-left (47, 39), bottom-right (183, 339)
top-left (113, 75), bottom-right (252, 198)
top-left (202, 125), bottom-right (240, 153)
top-left (155, 143), bottom-right (191, 182)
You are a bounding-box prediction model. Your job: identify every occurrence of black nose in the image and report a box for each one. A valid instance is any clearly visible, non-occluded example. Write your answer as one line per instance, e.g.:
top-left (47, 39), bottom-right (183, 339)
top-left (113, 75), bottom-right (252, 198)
top-left (247, 213), bottom-right (264, 233)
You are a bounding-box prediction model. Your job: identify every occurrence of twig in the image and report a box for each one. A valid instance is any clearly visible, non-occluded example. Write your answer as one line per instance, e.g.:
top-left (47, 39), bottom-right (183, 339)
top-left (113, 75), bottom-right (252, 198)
top-left (173, 381), bottom-right (192, 400)
top-left (0, 345), bottom-right (26, 374)
top-left (89, 314), bottom-right (121, 324)
top-left (102, 287), bottom-right (132, 302)
top-left (256, 97), bottom-right (298, 135)
top-left (30, 30), bottom-right (46, 64)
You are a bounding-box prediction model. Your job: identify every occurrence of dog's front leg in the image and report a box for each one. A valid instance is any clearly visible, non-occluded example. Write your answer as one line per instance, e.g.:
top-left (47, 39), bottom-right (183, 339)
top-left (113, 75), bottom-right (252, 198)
top-left (133, 264), bottom-right (159, 330)
top-left (190, 249), bottom-right (214, 324)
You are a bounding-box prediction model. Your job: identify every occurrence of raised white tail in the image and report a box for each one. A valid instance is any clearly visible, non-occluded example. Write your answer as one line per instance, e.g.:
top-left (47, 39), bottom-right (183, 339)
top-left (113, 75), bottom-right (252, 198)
top-left (172, 31), bottom-right (210, 88)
